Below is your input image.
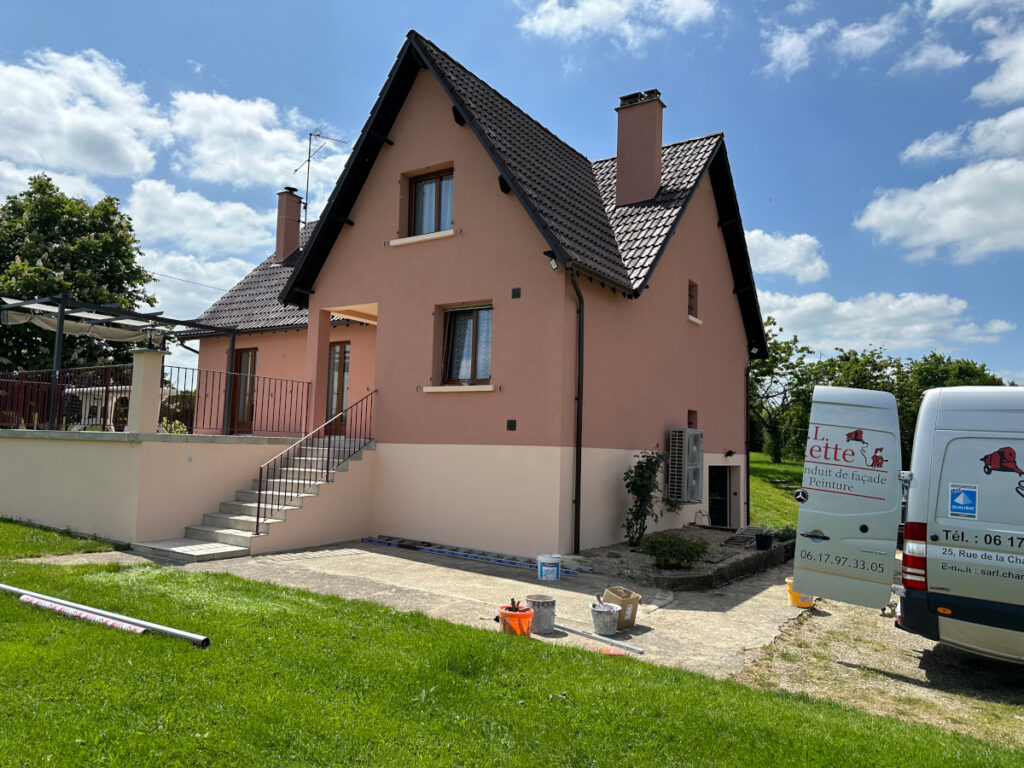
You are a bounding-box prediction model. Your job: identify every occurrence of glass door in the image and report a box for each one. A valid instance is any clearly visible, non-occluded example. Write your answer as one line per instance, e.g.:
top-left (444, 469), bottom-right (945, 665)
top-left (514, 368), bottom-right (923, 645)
top-left (325, 341), bottom-right (350, 436)
top-left (229, 348), bottom-right (257, 434)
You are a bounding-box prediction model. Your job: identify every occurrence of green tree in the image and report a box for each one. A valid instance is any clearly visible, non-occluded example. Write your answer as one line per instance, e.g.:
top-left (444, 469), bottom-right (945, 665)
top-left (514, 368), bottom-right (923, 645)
top-left (748, 317), bottom-right (812, 463)
top-left (0, 175), bottom-right (153, 370)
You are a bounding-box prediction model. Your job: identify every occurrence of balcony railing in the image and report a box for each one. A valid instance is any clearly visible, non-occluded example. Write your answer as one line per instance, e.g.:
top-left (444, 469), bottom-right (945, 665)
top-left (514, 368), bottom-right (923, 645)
top-left (161, 365), bottom-right (310, 437)
top-left (0, 364), bottom-right (134, 431)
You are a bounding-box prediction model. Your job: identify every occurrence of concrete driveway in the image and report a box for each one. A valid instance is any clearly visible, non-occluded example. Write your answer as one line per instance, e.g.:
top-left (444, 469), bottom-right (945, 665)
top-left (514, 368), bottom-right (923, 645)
top-left (176, 541), bottom-right (804, 678)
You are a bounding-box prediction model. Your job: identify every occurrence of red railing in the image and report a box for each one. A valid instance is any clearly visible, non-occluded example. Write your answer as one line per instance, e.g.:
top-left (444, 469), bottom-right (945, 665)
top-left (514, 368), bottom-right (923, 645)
top-left (161, 365), bottom-right (310, 437)
top-left (255, 389), bottom-right (377, 531)
top-left (0, 364), bottom-right (133, 431)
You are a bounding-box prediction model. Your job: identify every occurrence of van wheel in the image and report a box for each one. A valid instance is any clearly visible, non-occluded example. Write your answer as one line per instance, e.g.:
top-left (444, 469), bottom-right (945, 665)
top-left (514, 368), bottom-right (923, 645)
top-left (983, 464), bottom-right (992, 475)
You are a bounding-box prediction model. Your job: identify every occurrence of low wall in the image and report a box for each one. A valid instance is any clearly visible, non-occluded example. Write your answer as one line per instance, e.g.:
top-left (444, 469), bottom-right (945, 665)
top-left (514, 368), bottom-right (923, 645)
top-left (0, 431), bottom-right (293, 543)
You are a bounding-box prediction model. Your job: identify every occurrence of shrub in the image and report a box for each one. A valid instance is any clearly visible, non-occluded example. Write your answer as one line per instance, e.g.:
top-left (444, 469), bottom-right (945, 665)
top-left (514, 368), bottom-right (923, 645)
top-left (160, 417), bottom-right (189, 434)
top-left (641, 532), bottom-right (709, 570)
top-left (622, 446), bottom-right (680, 546)
top-left (776, 525), bottom-right (797, 542)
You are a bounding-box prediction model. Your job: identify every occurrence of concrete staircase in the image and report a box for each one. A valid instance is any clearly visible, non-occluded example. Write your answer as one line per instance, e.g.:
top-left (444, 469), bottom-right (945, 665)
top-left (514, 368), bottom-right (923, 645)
top-left (131, 443), bottom-right (371, 563)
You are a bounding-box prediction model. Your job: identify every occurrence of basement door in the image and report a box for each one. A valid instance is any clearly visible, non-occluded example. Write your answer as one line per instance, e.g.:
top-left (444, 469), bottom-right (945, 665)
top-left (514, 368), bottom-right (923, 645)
top-left (325, 341), bottom-right (350, 436)
top-left (708, 466), bottom-right (730, 527)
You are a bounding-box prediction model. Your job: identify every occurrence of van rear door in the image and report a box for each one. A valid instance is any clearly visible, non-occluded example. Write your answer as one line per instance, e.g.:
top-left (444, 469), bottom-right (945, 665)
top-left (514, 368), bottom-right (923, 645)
top-left (794, 386), bottom-right (903, 609)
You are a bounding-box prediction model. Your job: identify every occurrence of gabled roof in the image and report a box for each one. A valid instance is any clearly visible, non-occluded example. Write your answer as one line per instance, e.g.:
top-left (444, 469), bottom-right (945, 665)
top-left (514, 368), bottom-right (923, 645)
top-left (279, 30), bottom-right (765, 357)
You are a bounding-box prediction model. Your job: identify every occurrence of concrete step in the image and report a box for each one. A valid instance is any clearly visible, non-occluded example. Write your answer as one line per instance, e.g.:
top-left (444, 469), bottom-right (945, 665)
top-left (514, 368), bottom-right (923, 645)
top-left (235, 488), bottom-right (317, 504)
top-left (202, 511), bottom-right (286, 533)
top-left (220, 499), bottom-right (299, 518)
top-left (251, 477), bottom-right (326, 494)
top-left (268, 466), bottom-right (340, 482)
top-left (184, 524), bottom-right (259, 548)
top-left (131, 538), bottom-right (249, 563)
top-left (295, 445), bottom-right (367, 461)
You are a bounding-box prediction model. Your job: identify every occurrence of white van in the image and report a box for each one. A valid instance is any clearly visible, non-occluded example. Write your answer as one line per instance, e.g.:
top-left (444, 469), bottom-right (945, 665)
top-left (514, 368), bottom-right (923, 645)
top-left (794, 385), bottom-right (1024, 664)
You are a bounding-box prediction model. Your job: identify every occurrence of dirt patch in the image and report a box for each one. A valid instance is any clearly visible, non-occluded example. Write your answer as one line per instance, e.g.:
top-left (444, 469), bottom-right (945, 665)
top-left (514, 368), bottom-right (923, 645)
top-left (735, 598), bottom-right (1024, 750)
top-left (563, 525), bottom-right (791, 589)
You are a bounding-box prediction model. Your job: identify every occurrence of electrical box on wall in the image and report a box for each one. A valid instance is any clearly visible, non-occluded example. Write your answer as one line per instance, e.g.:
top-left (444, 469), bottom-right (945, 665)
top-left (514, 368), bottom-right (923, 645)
top-left (667, 428), bottom-right (704, 503)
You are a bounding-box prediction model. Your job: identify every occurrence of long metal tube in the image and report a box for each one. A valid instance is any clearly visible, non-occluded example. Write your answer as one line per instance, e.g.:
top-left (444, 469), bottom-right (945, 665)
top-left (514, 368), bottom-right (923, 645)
top-left (569, 269), bottom-right (585, 555)
top-left (0, 582), bottom-right (210, 648)
top-left (553, 621), bottom-right (644, 654)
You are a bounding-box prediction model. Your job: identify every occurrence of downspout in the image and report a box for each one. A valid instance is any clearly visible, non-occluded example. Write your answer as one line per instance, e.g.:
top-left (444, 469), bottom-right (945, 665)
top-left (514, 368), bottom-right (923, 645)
top-left (744, 364), bottom-right (751, 527)
top-left (569, 269), bottom-right (585, 555)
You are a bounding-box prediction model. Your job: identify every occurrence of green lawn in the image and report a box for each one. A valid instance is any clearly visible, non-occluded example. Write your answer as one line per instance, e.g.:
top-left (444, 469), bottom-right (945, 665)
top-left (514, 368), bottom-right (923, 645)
top-left (0, 517), bottom-right (113, 559)
top-left (0, 521), bottom-right (1020, 766)
top-left (749, 451), bottom-right (803, 531)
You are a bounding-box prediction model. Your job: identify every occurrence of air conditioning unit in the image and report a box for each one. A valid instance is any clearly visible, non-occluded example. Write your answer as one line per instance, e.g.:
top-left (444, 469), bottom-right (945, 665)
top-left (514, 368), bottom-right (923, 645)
top-left (667, 428), bottom-right (704, 503)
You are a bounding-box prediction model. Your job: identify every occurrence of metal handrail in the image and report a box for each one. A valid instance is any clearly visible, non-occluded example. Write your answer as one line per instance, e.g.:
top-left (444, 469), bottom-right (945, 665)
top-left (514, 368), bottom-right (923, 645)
top-left (254, 389), bottom-right (377, 532)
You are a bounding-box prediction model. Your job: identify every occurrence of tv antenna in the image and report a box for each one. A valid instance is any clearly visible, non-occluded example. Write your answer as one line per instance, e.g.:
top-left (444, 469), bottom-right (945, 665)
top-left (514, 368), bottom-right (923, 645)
top-left (294, 127), bottom-right (346, 225)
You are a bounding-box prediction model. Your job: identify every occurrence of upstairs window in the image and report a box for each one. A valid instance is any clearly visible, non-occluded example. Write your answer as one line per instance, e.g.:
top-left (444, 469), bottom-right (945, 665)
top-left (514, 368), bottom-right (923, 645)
top-left (411, 170), bottom-right (453, 235)
top-left (688, 281), bottom-right (699, 319)
top-left (442, 305), bottom-right (492, 385)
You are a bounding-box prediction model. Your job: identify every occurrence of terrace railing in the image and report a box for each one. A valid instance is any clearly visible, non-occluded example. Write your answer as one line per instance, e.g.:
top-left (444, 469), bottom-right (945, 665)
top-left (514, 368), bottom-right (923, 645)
top-left (255, 389), bottom-right (377, 531)
top-left (0, 364), bottom-right (133, 431)
top-left (161, 365), bottom-right (311, 437)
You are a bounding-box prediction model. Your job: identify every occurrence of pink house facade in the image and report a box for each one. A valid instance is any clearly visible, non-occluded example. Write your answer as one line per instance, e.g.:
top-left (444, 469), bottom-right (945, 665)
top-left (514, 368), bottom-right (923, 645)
top-left (180, 31), bottom-right (766, 558)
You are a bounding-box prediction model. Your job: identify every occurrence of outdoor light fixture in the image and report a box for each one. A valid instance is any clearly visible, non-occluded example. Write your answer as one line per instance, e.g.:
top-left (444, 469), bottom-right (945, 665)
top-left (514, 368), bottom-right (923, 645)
top-left (550, 257), bottom-right (558, 270)
top-left (725, 450), bottom-right (735, 457)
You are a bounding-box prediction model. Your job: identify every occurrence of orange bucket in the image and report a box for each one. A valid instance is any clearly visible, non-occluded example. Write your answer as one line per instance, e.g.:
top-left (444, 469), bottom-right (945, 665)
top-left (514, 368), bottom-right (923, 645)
top-left (498, 605), bottom-right (534, 636)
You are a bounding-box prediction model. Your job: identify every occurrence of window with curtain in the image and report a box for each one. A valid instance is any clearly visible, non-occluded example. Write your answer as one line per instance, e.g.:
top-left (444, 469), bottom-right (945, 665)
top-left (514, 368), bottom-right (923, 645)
top-left (442, 306), bottom-right (492, 384)
top-left (411, 170), bottom-right (453, 235)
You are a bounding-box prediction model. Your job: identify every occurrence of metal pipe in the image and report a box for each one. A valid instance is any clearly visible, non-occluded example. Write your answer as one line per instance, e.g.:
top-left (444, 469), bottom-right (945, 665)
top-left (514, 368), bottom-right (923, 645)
top-left (569, 269), bottom-right (585, 555)
top-left (553, 621), bottom-right (644, 654)
top-left (20, 595), bottom-right (146, 634)
top-left (0, 582), bottom-right (210, 648)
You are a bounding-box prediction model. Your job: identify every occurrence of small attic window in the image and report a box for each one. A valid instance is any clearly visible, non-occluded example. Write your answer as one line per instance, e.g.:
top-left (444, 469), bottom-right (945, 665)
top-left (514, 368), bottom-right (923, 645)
top-left (688, 281), bottom-right (699, 319)
top-left (411, 170), bottom-right (453, 235)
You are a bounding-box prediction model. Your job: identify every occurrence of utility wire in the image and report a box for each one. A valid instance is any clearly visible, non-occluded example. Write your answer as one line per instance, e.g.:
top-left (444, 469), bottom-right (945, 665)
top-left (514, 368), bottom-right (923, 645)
top-left (149, 270), bottom-right (230, 293)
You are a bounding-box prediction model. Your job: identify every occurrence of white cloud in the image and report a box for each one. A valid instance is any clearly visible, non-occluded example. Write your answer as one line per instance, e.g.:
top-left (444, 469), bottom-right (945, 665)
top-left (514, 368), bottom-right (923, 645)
top-left (899, 128), bottom-right (965, 161)
top-left (900, 106), bottom-right (1024, 161)
top-left (761, 20), bottom-right (836, 78)
top-left (0, 160), bottom-right (103, 202)
top-left (0, 50), bottom-right (170, 178)
top-left (139, 249), bottom-right (253, 323)
top-left (833, 6), bottom-right (910, 60)
top-left (169, 91), bottom-right (348, 211)
top-left (785, 0), bottom-right (815, 15)
top-left (127, 179), bottom-right (274, 258)
top-left (891, 40), bottom-right (971, 72)
top-left (517, 0), bottom-right (715, 51)
top-left (971, 27), bottom-right (1024, 104)
top-left (854, 158), bottom-right (1024, 262)
top-left (745, 229), bottom-right (829, 283)
top-left (759, 290), bottom-right (1015, 353)
top-left (928, 0), bottom-right (1023, 20)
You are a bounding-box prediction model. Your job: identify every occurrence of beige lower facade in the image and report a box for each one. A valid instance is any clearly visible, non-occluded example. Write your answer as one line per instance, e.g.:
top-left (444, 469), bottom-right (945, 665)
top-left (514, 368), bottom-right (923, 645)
top-left (0, 429), bottom-right (746, 556)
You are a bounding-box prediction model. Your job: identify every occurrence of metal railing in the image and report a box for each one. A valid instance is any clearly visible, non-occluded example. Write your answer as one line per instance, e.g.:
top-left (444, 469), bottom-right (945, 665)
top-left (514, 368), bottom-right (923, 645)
top-left (161, 365), bottom-right (311, 437)
top-left (0, 364), bottom-right (133, 431)
top-left (255, 389), bottom-right (377, 531)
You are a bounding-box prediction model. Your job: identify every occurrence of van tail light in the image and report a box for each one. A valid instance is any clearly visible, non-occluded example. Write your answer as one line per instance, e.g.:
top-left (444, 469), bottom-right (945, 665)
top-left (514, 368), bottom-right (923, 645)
top-left (902, 521), bottom-right (928, 591)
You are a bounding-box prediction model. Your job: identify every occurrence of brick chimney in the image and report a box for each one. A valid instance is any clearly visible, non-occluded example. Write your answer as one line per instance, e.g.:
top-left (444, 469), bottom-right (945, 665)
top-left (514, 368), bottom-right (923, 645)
top-left (615, 90), bottom-right (664, 206)
top-left (274, 187), bottom-right (302, 263)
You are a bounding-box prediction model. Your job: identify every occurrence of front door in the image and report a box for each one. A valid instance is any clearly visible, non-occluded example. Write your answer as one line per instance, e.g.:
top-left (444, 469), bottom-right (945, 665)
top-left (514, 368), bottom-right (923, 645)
top-left (708, 466), bottom-right (730, 527)
top-left (325, 341), bottom-right (350, 436)
top-left (229, 348), bottom-right (257, 434)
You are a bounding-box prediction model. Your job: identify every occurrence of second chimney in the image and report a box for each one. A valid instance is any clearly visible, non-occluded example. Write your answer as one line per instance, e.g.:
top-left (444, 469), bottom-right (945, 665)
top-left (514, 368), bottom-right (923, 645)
top-left (275, 187), bottom-right (302, 263)
top-left (615, 90), bottom-right (664, 207)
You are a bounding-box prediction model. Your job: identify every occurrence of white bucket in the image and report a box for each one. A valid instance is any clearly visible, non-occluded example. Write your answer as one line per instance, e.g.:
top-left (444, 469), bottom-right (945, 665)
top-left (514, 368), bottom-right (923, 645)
top-left (537, 554), bottom-right (561, 581)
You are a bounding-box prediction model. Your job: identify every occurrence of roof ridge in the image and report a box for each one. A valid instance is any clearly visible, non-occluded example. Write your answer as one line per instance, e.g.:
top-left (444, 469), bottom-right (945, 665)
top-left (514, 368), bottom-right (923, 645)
top-left (411, 31), bottom-right (593, 168)
top-left (590, 132), bottom-right (723, 166)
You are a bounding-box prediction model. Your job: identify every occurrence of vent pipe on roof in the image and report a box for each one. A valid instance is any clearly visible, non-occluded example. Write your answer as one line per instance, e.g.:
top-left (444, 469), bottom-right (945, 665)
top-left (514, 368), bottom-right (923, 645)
top-left (615, 90), bottom-right (664, 207)
top-left (275, 187), bottom-right (302, 263)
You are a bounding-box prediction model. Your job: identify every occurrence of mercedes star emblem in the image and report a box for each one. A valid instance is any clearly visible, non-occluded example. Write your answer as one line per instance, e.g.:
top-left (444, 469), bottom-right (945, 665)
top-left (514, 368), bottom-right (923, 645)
top-left (794, 489), bottom-right (809, 504)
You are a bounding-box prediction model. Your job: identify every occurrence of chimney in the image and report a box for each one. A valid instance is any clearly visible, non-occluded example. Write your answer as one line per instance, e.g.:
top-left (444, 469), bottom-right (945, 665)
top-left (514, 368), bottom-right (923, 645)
top-left (615, 90), bottom-right (664, 206)
top-left (274, 187), bottom-right (302, 263)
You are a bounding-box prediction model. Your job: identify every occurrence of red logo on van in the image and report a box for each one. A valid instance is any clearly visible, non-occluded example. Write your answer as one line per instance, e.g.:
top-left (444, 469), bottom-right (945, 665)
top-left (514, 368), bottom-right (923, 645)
top-left (846, 429), bottom-right (865, 443)
top-left (981, 447), bottom-right (1023, 475)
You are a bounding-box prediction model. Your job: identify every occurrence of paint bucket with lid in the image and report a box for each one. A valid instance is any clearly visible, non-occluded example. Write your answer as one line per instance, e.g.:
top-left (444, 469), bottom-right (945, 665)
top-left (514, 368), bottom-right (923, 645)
top-left (537, 554), bottom-right (561, 581)
top-left (525, 594), bottom-right (556, 634)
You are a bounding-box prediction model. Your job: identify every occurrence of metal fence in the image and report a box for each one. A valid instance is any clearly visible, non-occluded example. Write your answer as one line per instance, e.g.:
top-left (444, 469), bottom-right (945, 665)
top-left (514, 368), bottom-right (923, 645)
top-left (255, 389), bottom-right (377, 530)
top-left (0, 364), bottom-right (134, 431)
top-left (160, 365), bottom-right (311, 437)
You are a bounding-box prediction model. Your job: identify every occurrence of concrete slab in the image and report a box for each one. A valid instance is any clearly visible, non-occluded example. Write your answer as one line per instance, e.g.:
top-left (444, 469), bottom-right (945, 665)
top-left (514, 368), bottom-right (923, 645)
top-left (179, 541), bottom-right (804, 678)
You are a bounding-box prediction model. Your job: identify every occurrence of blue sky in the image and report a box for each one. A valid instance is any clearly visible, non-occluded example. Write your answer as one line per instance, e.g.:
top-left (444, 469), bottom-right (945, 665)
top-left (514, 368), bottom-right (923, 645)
top-left (2, 1), bottom-right (1023, 377)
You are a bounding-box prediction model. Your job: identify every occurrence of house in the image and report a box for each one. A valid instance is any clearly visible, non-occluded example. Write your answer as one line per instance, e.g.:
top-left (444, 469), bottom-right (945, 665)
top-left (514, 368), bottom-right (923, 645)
top-left (175, 30), bottom-right (766, 558)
